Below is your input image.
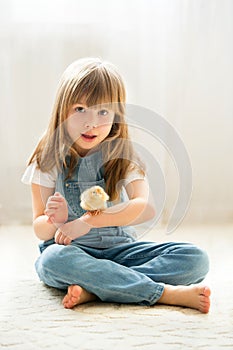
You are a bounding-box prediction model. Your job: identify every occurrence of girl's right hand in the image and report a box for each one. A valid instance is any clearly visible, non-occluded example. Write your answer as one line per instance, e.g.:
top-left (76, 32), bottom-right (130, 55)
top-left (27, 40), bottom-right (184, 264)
top-left (54, 216), bottom-right (92, 245)
top-left (54, 230), bottom-right (72, 245)
top-left (44, 192), bottom-right (68, 226)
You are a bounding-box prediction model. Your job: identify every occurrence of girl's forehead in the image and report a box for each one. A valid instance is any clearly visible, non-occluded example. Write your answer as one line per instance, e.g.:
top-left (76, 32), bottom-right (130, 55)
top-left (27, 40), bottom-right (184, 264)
top-left (72, 98), bottom-right (115, 110)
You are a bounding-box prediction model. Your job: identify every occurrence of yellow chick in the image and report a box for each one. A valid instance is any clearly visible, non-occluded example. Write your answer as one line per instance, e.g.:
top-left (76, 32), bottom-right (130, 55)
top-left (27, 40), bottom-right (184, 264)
top-left (80, 186), bottom-right (109, 215)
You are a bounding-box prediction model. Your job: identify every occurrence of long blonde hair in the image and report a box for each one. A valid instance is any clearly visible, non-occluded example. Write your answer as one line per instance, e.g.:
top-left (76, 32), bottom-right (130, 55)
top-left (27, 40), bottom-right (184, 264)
top-left (29, 57), bottom-right (145, 200)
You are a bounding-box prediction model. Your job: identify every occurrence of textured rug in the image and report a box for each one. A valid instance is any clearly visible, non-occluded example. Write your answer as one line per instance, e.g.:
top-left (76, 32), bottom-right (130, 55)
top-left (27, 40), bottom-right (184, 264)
top-left (1, 225), bottom-right (233, 349)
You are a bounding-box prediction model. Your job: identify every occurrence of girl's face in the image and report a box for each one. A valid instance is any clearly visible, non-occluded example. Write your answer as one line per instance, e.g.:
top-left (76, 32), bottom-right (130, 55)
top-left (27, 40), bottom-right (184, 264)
top-left (66, 102), bottom-right (115, 156)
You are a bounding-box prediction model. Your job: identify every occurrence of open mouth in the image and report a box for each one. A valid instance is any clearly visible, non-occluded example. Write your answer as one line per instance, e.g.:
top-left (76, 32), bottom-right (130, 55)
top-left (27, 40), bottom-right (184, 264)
top-left (81, 133), bottom-right (97, 140)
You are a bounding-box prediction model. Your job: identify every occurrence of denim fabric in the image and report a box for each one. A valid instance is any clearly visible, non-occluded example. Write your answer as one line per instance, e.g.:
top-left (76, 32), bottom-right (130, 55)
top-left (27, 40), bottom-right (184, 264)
top-left (54, 150), bottom-right (137, 248)
top-left (35, 241), bottom-right (209, 305)
top-left (35, 150), bottom-right (210, 305)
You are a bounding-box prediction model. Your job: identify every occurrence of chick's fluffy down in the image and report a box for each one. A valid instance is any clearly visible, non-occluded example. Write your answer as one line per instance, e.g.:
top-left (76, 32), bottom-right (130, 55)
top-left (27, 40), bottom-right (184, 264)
top-left (80, 186), bottom-right (109, 211)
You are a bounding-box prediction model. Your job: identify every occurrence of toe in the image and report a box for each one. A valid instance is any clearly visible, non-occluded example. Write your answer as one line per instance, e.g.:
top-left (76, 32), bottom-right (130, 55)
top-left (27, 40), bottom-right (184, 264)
top-left (203, 286), bottom-right (211, 297)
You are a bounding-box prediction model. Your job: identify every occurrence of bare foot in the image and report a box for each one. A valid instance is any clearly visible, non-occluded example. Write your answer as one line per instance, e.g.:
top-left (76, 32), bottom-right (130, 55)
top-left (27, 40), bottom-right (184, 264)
top-left (62, 285), bottom-right (97, 309)
top-left (158, 284), bottom-right (211, 313)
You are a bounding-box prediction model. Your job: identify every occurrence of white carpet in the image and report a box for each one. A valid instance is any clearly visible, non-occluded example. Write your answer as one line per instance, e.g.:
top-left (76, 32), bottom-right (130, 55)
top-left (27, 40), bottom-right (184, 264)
top-left (1, 225), bottom-right (233, 349)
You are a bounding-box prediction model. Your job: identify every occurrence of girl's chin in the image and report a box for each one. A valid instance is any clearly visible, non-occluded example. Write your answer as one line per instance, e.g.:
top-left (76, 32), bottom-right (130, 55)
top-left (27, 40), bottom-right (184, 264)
top-left (73, 141), bottom-right (100, 156)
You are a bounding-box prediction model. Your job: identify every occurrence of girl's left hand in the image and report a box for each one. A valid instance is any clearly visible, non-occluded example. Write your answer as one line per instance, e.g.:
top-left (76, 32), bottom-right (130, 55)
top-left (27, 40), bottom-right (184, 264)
top-left (54, 216), bottom-right (92, 245)
top-left (44, 192), bottom-right (68, 226)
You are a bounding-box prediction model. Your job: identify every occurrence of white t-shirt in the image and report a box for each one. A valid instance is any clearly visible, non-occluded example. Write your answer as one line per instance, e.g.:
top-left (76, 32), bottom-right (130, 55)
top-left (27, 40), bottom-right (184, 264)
top-left (21, 162), bottom-right (145, 188)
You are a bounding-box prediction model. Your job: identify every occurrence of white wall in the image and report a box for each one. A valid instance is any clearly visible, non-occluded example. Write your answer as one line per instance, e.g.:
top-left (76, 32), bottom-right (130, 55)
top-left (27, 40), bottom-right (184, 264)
top-left (0, 0), bottom-right (232, 227)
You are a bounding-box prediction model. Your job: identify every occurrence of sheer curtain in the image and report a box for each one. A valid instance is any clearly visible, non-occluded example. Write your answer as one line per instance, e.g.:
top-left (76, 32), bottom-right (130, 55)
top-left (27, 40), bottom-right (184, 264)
top-left (0, 0), bottom-right (232, 226)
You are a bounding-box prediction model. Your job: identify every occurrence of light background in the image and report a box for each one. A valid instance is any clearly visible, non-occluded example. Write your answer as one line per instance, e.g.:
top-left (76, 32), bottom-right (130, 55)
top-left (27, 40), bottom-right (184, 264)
top-left (0, 0), bottom-right (232, 227)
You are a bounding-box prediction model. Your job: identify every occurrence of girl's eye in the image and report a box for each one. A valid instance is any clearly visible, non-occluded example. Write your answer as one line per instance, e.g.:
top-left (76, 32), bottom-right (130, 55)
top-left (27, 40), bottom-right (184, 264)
top-left (75, 106), bottom-right (86, 113)
top-left (98, 109), bottom-right (108, 116)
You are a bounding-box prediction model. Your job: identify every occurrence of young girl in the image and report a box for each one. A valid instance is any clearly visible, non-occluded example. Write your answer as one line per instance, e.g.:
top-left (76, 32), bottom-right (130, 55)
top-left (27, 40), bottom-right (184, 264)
top-left (22, 57), bottom-right (211, 313)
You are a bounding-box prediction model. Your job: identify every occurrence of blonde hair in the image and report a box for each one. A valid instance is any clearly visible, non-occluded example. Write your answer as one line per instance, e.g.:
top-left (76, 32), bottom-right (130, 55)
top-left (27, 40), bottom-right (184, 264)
top-left (29, 57), bottom-right (144, 200)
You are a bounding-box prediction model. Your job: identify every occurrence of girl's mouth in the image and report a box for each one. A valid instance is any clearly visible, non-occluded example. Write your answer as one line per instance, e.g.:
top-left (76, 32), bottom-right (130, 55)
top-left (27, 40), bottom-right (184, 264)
top-left (81, 133), bottom-right (97, 142)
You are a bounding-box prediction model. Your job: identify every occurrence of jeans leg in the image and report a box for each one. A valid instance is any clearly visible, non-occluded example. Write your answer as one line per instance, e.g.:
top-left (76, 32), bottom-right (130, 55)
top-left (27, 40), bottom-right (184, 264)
top-left (35, 243), bottom-right (164, 305)
top-left (103, 241), bottom-right (210, 286)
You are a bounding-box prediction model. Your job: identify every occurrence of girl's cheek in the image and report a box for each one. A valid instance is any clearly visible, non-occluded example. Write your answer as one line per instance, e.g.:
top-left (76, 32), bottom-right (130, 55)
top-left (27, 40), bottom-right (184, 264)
top-left (66, 115), bottom-right (83, 140)
top-left (101, 124), bottom-right (114, 136)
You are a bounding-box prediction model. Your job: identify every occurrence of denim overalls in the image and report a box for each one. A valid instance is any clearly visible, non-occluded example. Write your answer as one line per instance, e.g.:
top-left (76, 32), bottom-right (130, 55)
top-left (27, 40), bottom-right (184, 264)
top-left (56, 150), bottom-right (137, 248)
top-left (35, 150), bottom-right (209, 305)
top-left (39, 150), bottom-right (136, 252)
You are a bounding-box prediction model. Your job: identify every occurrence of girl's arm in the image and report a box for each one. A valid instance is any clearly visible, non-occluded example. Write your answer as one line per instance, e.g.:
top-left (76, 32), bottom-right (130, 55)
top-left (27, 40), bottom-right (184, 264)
top-left (56, 178), bottom-right (155, 244)
top-left (82, 178), bottom-right (156, 228)
top-left (31, 183), bottom-right (58, 241)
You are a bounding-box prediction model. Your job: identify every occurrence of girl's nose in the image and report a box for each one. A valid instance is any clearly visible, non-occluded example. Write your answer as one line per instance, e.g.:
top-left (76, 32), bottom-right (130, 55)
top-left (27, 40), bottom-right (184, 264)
top-left (84, 121), bottom-right (97, 128)
top-left (84, 110), bottom-right (98, 128)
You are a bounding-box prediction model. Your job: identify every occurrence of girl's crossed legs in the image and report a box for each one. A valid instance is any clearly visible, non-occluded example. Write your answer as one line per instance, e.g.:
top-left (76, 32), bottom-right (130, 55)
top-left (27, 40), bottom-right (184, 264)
top-left (35, 241), bottom-right (210, 313)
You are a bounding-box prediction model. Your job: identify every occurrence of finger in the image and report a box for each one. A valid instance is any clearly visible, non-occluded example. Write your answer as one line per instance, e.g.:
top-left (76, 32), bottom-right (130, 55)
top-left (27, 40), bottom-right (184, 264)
top-left (59, 234), bottom-right (69, 245)
top-left (54, 192), bottom-right (61, 197)
top-left (55, 230), bottom-right (62, 244)
top-left (44, 213), bottom-right (56, 223)
top-left (46, 202), bottom-right (61, 209)
top-left (44, 209), bottom-right (56, 216)
top-left (56, 231), bottom-right (68, 245)
top-left (63, 236), bottom-right (72, 245)
top-left (47, 196), bottom-right (64, 204)
top-left (46, 204), bottom-right (59, 211)
top-left (48, 216), bottom-right (61, 227)
top-left (52, 192), bottom-right (64, 201)
top-left (58, 235), bottom-right (65, 245)
top-left (46, 216), bottom-right (54, 224)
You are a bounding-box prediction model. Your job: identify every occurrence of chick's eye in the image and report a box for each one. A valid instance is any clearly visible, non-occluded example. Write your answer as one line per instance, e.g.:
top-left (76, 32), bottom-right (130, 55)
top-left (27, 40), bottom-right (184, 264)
top-left (75, 106), bottom-right (86, 113)
top-left (98, 109), bottom-right (108, 116)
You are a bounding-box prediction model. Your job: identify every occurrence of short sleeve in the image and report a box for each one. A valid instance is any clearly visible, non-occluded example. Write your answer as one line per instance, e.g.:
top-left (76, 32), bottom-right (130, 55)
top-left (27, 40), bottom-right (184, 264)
top-left (123, 167), bottom-right (145, 187)
top-left (21, 162), bottom-right (57, 188)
